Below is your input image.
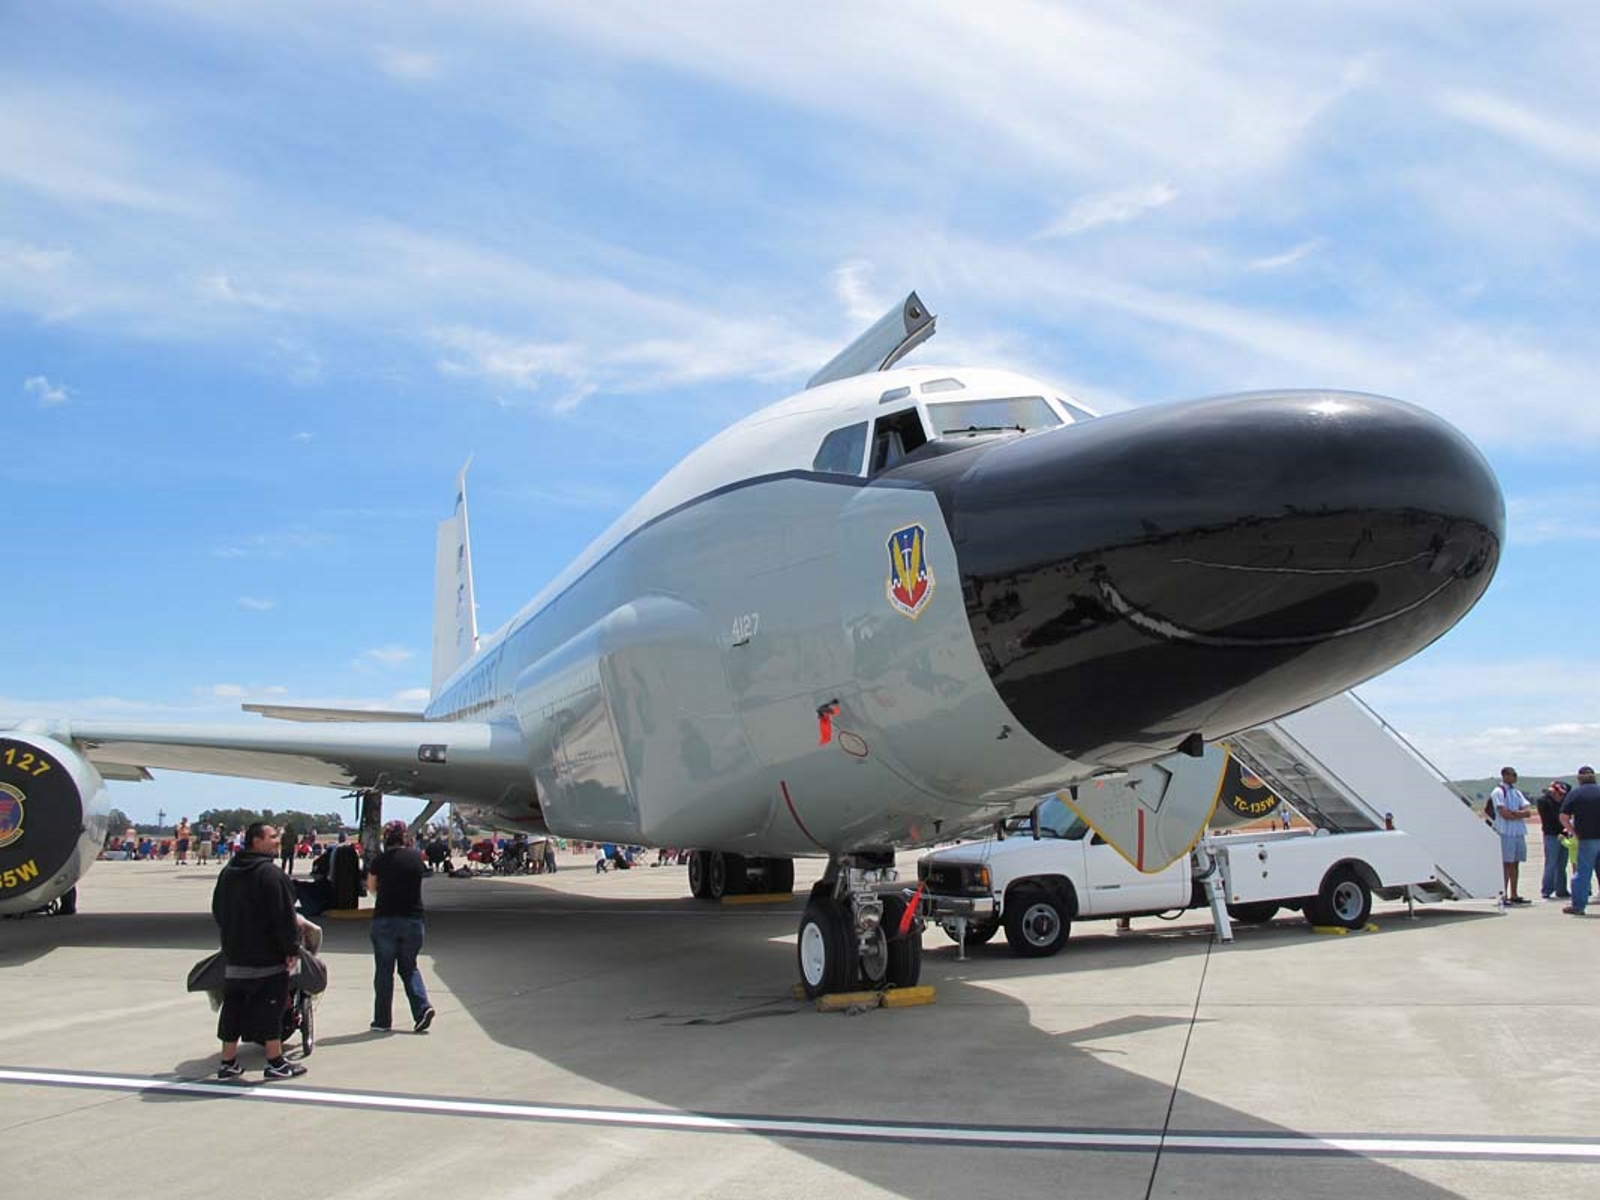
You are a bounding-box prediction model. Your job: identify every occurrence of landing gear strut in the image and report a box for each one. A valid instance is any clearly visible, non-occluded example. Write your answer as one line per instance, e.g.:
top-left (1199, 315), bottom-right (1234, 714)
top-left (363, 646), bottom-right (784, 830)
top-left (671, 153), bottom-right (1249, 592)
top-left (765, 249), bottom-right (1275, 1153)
top-left (796, 853), bottom-right (923, 999)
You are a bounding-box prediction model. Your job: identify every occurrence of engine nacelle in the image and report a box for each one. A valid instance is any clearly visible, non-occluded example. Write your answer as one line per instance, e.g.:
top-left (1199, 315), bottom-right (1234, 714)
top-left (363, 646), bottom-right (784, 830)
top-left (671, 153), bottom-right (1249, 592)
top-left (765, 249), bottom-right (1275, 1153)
top-left (0, 732), bottom-right (109, 915)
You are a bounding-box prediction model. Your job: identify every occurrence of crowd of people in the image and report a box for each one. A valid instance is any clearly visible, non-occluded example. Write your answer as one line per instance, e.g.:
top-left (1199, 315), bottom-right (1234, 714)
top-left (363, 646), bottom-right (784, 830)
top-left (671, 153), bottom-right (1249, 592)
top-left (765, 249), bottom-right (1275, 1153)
top-left (1487, 764), bottom-right (1600, 913)
top-left (103, 818), bottom-right (332, 866)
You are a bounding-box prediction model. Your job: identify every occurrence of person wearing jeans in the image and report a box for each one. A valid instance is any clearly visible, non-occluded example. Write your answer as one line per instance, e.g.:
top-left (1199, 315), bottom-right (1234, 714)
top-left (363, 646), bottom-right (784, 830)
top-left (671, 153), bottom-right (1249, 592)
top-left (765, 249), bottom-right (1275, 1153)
top-left (366, 824), bottom-right (437, 1032)
top-left (1537, 781), bottom-right (1572, 900)
top-left (1561, 767), bottom-right (1600, 916)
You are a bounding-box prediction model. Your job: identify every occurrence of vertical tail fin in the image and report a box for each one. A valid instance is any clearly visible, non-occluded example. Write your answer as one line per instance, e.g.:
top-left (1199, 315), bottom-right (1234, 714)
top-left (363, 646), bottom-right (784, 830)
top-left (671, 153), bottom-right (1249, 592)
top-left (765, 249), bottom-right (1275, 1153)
top-left (431, 459), bottom-right (480, 698)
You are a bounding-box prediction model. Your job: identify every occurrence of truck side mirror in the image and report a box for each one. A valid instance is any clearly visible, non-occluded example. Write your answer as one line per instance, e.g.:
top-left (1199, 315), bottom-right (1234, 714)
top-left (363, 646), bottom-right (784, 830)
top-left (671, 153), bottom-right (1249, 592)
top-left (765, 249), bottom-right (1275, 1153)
top-left (1030, 804), bottom-right (1041, 841)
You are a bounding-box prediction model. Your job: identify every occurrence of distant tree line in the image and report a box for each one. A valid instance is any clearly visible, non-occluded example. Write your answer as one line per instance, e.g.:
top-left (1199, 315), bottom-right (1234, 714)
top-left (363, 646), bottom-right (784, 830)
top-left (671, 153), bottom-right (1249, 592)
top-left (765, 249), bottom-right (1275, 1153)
top-left (107, 807), bottom-right (351, 836)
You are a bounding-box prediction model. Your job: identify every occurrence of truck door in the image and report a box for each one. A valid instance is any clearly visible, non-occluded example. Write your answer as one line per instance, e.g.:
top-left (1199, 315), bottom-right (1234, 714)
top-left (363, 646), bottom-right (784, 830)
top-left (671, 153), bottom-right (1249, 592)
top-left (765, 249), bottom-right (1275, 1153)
top-left (1080, 833), bottom-right (1189, 916)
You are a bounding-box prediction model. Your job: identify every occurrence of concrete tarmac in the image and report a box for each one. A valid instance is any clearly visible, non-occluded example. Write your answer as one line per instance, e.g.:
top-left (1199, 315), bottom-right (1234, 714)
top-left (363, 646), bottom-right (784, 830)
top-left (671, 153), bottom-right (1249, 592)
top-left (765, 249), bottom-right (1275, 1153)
top-left (2, 848), bottom-right (1596, 1200)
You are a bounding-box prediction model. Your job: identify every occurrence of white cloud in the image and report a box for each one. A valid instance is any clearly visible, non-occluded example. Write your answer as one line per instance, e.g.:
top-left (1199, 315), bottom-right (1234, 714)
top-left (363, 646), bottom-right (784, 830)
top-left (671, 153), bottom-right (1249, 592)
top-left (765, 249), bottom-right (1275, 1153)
top-left (23, 375), bottom-right (69, 406)
top-left (1436, 89), bottom-right (1600, 172)
top-left (393, 687), bottom-right (431, 704)
top-left (1041, 182), bottom-right (1178, 238)
top-left (832, 260), bottom-right (881, 324)
top-left (1249, 238), bottom-right (1325, 272)
top-left (293, 431), bottom-right (314, 442)
top-left (201, 273), bottom-right (284, 311)
top-left (237, 597), bottom-right (277, 611)
top-left (205, 683), bottom-right (288, 699)
top-left (1507, 490), bottom-right (1600, 545)
top-left (375, 45), bottom-right (440, 81)
top-left (212, 530), bottom-right (330, 559)
top-left (360, 645), bottom-right (415, 667)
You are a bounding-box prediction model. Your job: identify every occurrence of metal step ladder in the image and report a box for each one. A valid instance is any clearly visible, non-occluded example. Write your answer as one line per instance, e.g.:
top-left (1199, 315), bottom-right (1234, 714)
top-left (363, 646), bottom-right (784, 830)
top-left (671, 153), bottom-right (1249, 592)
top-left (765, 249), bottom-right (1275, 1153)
top-left (1227, 725), bottom-right (1383, 835)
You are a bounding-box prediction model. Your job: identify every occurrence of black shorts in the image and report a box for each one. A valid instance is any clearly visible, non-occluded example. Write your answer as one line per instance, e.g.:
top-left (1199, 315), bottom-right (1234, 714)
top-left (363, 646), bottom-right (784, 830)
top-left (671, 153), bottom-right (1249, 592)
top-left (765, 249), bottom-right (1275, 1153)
top-left (217, 972), bottom-right (289, 1044)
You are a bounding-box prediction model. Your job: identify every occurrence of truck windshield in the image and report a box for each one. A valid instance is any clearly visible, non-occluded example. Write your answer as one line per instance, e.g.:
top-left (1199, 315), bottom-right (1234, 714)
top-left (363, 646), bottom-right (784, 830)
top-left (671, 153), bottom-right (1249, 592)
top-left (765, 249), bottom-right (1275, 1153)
top-left (1004, 796), bottom-right (1089, 839)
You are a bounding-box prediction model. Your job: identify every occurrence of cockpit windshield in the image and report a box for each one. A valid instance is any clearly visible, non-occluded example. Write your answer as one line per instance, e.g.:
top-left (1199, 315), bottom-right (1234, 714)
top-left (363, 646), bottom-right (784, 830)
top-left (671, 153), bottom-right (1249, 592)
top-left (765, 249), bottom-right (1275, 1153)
top-left (926, 395), bottom-right (1063, 436)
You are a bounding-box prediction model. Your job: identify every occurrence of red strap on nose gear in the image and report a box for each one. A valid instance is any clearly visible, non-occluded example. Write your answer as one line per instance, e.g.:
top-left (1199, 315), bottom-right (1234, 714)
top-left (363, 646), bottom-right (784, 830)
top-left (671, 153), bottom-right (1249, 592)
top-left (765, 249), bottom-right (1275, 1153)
top-left (899, 883), bottom-right (924, 936)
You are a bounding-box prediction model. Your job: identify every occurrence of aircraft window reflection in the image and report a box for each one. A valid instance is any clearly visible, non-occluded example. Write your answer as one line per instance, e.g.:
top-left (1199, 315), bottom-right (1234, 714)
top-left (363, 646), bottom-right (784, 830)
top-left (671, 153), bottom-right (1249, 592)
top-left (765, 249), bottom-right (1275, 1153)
top-left (812, 421), bottom-right (869, 475)
top-left (927, 395), bottom-right (1063, 435)
top-left (920, 377), bottom-right (966, 394)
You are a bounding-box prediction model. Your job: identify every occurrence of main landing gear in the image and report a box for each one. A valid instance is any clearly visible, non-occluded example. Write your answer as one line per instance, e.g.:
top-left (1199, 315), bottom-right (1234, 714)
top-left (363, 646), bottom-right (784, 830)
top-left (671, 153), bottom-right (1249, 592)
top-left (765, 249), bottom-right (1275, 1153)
top-left (796, 853), bottom-right (923, 999)
top-left (688, 851), bottom-right (795, 900)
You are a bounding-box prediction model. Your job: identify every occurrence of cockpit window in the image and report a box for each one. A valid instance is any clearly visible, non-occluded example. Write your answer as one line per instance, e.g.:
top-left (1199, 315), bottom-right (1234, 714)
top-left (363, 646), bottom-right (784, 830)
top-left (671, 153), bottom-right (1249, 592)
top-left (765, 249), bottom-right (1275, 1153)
top-left (926, 395), bottom-right (1063, 435)
top-left (812, 421), bottom-right (869, 475)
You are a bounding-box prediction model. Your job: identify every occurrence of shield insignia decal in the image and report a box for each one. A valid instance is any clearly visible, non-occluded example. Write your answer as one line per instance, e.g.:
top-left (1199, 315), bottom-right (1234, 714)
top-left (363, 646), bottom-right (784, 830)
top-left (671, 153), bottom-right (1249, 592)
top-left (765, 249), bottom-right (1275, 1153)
top-left (886, 524), bottom-right (935, 619)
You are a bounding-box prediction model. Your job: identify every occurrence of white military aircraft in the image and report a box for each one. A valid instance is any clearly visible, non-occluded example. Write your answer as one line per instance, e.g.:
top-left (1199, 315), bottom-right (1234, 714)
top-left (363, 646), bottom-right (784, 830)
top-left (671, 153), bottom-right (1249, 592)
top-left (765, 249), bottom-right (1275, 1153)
top-left (1, 295), bottom-right (1502, 995)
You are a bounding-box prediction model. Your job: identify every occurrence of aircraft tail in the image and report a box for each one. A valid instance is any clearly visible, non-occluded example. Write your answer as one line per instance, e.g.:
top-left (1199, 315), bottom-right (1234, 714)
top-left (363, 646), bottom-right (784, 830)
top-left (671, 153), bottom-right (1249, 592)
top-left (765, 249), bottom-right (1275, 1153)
top-left (431, 460), bottom-right (480, 698)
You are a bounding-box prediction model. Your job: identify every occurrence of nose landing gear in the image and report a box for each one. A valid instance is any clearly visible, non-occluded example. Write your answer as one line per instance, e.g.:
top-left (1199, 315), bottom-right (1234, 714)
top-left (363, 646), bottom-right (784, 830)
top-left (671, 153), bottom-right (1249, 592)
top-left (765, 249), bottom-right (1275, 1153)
top-left (796, 854), bottom-right (923, 999)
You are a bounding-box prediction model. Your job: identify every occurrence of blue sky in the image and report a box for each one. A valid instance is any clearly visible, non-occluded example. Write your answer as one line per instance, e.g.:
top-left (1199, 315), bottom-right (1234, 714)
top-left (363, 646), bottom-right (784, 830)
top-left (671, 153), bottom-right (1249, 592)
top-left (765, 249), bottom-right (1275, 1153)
top-left (5, 2), bottom-right (1598, 825)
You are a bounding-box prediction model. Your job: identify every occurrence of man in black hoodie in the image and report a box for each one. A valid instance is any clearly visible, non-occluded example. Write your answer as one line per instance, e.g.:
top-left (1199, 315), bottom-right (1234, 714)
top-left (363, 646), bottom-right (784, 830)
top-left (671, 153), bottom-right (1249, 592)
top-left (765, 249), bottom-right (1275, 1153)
top-left (211, 822), bottom-right (306, 1080)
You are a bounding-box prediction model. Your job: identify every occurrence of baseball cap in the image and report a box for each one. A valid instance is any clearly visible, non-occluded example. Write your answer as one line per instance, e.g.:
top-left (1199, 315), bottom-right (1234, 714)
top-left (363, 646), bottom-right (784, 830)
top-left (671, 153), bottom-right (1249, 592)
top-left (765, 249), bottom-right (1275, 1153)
top-left (1580, 765), bottom-right (1596, 775)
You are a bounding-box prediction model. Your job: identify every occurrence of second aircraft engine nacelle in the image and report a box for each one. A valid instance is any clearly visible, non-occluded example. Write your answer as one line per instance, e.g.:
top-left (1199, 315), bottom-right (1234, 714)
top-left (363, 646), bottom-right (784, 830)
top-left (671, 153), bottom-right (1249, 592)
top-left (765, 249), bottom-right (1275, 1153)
top-left (0, 731), bottom-right (110, 916)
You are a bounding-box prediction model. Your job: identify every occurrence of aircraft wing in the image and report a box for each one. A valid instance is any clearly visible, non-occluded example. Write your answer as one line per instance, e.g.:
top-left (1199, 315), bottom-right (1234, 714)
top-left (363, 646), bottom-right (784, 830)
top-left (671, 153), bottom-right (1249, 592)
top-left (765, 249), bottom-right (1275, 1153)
top-left (0, 717), bottom-right (532, 805)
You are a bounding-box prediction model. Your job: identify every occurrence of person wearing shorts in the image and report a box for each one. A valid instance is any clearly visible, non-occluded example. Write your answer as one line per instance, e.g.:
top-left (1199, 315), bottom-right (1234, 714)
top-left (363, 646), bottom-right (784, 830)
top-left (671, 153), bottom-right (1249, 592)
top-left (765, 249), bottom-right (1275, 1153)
top-left (1490, 767), bottom-right (1536, 905)
top-left (211, 822), bottom-right (306, 1080)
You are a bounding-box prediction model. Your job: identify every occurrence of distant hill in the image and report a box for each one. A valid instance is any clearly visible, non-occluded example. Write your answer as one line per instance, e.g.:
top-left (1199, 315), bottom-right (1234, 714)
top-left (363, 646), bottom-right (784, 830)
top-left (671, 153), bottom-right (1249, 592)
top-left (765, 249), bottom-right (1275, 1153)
top-left (1451, 775), bottom-right (1575, 799)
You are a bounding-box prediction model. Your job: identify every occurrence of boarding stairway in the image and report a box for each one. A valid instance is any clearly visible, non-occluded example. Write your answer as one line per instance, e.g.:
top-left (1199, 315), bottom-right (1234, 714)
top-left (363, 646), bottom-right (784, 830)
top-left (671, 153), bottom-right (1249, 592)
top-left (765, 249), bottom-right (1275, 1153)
top-left (1224, 691), bottom-right (1500, 900)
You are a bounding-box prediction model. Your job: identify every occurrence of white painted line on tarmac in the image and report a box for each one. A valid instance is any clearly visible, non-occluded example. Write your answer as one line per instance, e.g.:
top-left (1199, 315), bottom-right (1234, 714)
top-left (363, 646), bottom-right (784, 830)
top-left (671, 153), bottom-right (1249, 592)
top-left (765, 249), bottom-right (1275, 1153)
top-left (3, 1066), bottom-right (1597, 1160)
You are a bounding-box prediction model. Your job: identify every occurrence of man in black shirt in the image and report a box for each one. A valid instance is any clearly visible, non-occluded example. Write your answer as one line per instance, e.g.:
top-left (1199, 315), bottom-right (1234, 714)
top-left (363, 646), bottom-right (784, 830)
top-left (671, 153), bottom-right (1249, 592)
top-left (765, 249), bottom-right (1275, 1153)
top-left (211, 822), bottom-right (307, 1079)
top-left (366, 823), bottom-right (436, 1032)
top-left (1560, 767), bottom-right (1600, 915)
top-left (1536, 781), bottom-right (1572, 900)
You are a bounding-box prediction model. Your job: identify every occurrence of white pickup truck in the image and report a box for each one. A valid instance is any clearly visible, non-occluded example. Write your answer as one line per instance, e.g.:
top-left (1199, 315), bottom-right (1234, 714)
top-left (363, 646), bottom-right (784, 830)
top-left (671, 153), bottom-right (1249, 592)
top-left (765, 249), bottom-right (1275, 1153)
top-left (915, 797), bottom-right (1458, 956)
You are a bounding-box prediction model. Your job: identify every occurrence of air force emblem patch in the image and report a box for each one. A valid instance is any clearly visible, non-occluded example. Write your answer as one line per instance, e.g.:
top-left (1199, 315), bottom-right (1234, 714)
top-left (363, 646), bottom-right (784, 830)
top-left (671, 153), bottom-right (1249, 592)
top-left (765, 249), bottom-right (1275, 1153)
top-left (0, 783), bottom-right (23, 850)
top-left (886, 524), bottom-right (935, 619)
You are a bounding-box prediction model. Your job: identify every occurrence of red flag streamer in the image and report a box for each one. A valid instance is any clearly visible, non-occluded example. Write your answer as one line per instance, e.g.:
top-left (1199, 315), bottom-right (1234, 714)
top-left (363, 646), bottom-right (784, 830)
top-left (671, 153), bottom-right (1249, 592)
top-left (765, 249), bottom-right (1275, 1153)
top-left (816, 699), bottom-right (840, 745)
top-left (899, 882), bottom-right (924, 936)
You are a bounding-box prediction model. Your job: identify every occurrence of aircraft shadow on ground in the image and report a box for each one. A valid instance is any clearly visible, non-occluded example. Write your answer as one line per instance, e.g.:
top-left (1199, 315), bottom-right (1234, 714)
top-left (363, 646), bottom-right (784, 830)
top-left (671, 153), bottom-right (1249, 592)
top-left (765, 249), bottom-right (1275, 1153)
top-left (334, 880), bottom-right (1483, 1199)
top-left (7, 880), bottom-right (1477, 1198)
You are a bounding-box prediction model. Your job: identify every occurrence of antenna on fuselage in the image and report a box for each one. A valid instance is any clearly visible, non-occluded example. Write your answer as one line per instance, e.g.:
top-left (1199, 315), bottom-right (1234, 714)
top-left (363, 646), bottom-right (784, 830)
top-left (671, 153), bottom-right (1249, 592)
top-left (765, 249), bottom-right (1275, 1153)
top-left (805, 291), bottom-right (936, 390)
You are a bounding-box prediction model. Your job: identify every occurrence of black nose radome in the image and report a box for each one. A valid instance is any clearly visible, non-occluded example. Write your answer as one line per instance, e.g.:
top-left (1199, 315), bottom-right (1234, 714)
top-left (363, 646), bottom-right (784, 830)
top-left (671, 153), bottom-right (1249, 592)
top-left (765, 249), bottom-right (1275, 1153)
top-left (946, 390), bottom-right (1503, 767)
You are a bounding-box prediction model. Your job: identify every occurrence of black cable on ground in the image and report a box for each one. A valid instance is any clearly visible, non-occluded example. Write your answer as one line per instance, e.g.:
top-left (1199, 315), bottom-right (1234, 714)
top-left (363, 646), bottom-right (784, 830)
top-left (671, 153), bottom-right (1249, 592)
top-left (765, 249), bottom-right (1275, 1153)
top-left (1143, 931), bottom-right (1215, 1200)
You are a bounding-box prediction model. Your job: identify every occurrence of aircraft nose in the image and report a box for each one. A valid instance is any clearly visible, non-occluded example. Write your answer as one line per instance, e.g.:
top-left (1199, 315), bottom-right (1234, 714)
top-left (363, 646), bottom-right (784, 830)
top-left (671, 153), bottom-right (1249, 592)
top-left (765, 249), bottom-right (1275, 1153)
top-left (951, 390), bottom-right (1503, 766)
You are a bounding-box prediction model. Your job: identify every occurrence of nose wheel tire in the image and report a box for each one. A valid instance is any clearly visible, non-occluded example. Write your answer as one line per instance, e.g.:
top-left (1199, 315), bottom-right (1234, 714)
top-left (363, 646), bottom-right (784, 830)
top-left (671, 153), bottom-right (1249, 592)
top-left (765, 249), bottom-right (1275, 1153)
top-left (798, 897), bottom-right (853, 999)
top-left (881, 896), bottom-right (923, 988)
top-left (1003, 885), bottom-right (1070, 957)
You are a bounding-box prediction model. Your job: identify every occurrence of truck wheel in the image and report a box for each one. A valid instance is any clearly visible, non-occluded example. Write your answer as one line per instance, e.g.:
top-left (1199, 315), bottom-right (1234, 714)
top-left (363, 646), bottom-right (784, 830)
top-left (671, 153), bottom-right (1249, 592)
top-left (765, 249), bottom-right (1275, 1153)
top-left (1003, 885), bottom-right (1070, 957)
top-left (1226, 902), bottom-right (1279, 925)
top-left (688, 851), bottom-right (712, 899)
top-left (797, 896), bottom-right (852, 998)
top-left (941, 919), bottom-right (999, 946)
top-left (1304, 868), bottom-right (1371, 930)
